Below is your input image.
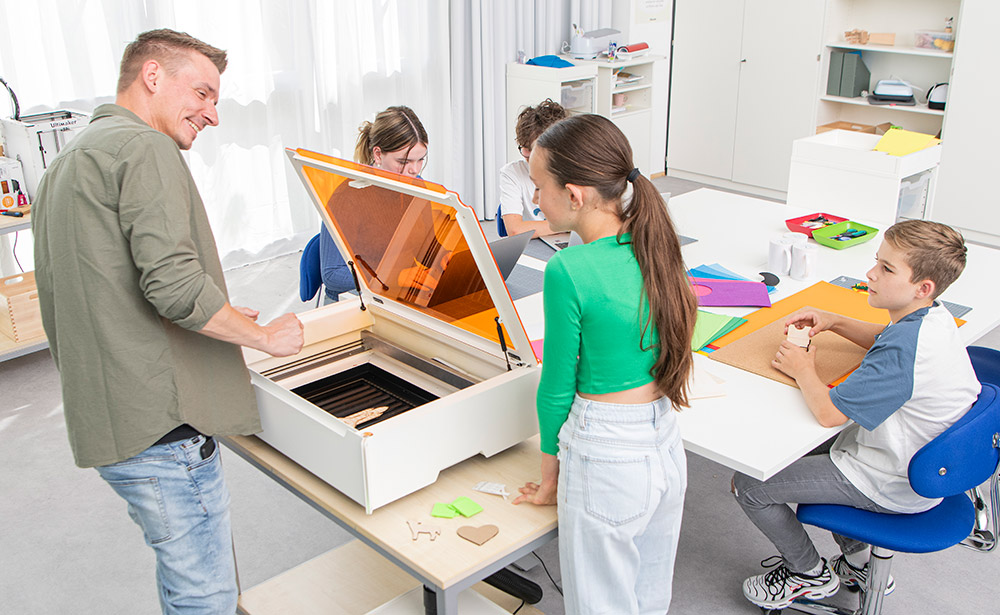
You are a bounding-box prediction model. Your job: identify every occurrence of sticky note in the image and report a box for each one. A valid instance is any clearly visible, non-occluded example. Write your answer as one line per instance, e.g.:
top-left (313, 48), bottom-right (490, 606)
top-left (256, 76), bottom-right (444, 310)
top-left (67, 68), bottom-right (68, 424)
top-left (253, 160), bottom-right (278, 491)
top-left (431, 503), bottom-right (458, 518)
top-left (450, 496), bottom-right (483, 518)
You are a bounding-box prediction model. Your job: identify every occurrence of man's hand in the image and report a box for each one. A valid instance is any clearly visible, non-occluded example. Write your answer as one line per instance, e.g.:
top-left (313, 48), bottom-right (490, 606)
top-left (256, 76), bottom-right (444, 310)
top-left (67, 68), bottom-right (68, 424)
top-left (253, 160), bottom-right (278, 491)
top-left (261, 313), bottom-right (304, 357)
top-left (233, 306), bottom-right (259, 321)
top-left (772, 340), bottom-right (817, 380)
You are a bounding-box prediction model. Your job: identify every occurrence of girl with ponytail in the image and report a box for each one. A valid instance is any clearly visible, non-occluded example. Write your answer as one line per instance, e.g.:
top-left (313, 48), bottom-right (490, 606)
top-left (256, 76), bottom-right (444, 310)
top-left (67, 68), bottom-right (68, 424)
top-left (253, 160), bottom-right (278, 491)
top-left (512, 114), bottom-right (697, 614)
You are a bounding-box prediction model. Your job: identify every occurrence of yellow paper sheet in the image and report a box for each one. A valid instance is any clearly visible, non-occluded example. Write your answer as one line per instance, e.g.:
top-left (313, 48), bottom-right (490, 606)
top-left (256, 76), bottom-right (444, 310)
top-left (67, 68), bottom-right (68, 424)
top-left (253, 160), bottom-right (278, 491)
top-left (874, 128), bottom-right (940, 157)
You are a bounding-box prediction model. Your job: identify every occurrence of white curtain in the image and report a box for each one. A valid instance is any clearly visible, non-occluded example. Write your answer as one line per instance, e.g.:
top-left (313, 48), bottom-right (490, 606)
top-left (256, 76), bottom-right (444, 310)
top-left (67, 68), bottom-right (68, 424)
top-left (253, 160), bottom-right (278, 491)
top-left (0, 0), bottom-right (612, 271)
top-left (0, 0), bottom-right (451, 269)
top-left (449, 0), bottom-right (612, 221)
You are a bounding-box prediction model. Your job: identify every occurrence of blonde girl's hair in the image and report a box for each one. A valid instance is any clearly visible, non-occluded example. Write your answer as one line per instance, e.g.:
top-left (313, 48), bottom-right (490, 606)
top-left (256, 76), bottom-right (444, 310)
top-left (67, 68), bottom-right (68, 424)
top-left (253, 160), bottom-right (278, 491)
top-left (354, 106), bottom-right (428, 166)
top-left (535, 114), bottom-right (698, 410)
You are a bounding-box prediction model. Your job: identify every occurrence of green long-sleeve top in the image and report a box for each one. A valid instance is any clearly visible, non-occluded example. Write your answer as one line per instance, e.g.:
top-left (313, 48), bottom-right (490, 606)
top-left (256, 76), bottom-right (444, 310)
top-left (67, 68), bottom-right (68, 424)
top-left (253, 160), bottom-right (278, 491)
top-left (535, 233), bottom-right (659, 455)
top-left (32, 104), bottom-right (259, 468)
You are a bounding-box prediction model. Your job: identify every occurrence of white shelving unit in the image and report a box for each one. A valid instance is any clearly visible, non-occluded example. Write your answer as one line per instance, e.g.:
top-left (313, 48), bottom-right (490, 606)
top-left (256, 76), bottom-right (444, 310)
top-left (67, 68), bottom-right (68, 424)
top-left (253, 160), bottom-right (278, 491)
top-left (816, 0), bottom-right (960, 136)
top-left (505, 63), bottom-right (598, 164)
top-left (505, 54), bottom-right (667, 176)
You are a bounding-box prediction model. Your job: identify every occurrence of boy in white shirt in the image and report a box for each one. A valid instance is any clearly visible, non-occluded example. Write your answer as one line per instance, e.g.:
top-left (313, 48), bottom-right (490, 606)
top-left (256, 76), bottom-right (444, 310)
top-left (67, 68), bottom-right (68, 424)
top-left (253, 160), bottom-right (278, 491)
top-left (498, 99), bottom-right (566, 237)
top-left (734, 220), bottom-right (981, 610)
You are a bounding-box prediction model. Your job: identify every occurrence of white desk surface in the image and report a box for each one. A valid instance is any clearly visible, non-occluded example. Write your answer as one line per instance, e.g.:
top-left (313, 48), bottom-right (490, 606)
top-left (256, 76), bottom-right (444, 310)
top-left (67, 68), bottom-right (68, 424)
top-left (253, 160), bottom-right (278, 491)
top-left (514, 188), bottom-right (1000, 481)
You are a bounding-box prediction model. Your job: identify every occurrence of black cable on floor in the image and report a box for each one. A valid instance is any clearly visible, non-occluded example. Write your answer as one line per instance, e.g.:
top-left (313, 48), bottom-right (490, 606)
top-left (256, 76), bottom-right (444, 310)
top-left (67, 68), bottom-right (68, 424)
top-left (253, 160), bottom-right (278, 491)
top-left (533, 551), bottom-right (563, 596)
top-left (512, 599), bottom-right (525, 614)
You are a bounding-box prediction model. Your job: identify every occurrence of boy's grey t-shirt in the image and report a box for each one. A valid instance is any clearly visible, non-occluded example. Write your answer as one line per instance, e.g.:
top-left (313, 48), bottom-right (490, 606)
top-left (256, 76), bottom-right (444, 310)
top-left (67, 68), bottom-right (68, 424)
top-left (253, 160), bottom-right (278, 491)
top-left (829, 302), bottom-right (980, 513)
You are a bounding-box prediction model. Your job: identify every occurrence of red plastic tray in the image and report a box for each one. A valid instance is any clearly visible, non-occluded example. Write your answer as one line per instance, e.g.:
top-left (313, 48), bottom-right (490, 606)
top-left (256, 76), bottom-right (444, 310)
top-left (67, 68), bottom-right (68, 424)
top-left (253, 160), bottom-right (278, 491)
top-left (785, 212), bottom-right (848, 237)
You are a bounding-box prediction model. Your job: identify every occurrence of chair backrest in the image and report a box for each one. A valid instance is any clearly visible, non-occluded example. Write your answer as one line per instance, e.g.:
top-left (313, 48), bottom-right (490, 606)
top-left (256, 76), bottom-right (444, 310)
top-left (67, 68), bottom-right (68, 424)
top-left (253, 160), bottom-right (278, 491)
top-left (968, 346), bottom-right (1000, 387)
top-left (909, 383), bottom-right (1000, 499)
top-left (299, 233), bottom-right (323, 302)
top-left (495, 205), bottom-right (508, 237)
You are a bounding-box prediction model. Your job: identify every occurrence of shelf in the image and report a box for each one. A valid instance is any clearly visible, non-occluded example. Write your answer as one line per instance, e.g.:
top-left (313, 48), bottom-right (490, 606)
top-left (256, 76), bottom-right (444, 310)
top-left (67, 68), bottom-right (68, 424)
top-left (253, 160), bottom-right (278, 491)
top-left (0, 334), bottom-right (48, 362)
top-left (613, 83), bottom-right (652, 94)
top-left (820, 95), bottom-right (944, 116)
top-left (826, 43), bottom-right (953, 59)
top-left (610, 107), bottom-right (651, 119)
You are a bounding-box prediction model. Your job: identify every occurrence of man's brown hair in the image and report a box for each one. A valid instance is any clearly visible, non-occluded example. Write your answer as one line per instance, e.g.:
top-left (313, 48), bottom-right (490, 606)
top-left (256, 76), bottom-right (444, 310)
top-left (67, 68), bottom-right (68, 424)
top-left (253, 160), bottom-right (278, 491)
top-left (884, 219), bottom-right (967, 298)
top-left (117, 29), bottom-right (227, 94)
top-left (515, 99), bottom-right (567, 150)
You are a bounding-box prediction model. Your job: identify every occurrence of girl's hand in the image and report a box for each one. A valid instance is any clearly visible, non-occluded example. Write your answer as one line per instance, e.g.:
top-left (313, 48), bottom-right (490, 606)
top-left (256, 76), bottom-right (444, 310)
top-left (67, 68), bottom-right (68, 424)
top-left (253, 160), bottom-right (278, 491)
top-left (513, 479), bottom-right (558, 506)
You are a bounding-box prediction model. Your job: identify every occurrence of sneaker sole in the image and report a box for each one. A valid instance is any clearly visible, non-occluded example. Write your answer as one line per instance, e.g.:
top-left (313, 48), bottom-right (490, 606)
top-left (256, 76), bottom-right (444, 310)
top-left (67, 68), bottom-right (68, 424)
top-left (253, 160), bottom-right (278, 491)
top-left (840, 577), bottom-right (895, 596)
top-left (744, 583), bottom-right (841, 610)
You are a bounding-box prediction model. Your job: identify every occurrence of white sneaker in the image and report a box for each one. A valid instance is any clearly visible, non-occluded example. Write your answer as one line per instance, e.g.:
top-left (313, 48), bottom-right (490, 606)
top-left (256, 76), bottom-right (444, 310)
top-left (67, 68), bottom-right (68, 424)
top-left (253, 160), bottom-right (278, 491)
top-left (743, 556), bottom-right (840, 610)
top-left (831, 554), bottom-right (895, 596)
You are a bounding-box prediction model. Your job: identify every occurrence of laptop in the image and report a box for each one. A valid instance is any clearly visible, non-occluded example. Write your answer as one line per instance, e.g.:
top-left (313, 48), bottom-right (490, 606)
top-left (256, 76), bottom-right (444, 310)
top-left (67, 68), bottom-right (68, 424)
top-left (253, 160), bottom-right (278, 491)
top-left (539, 231), bottom-right (583, 251)
top-left (490, 230), bottom-right (534, 280)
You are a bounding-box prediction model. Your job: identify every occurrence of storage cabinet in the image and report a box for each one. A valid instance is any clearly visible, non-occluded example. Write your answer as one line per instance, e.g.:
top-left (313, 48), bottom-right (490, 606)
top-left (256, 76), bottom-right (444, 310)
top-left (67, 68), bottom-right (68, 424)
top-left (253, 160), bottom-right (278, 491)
top-left (816, 0), bottom-right (960, 138)
top-left (667, 0), bottom-right (825, 196)
top-left (505, 55), bottom-right (667, 176)
top-left (505, 63), bottom-right (597, 164)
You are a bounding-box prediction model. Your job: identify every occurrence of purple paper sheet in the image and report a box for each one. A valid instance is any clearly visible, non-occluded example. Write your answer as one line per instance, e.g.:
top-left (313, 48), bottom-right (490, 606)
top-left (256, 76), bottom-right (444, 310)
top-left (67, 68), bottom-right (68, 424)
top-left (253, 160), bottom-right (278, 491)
top-left (690, 277), bottom-right (772, 307)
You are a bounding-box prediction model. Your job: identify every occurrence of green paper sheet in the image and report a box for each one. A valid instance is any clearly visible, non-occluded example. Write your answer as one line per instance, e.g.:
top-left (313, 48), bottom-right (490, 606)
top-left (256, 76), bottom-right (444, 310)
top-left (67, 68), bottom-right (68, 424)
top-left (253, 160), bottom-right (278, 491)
top-left (692, 310), bottom-right (747, 351)
top-left (450, 496), bottom-right (483, 518)
top-left (431, 503), bottom-right (458, 518)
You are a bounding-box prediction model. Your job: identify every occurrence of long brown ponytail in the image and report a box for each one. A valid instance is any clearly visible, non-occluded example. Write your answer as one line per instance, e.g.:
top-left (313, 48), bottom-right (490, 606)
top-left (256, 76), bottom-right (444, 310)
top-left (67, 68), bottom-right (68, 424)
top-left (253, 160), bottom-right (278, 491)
top-left (354, 105), bottom-right (428, 165)
top-left (536, 114), bottom-right (697, 409)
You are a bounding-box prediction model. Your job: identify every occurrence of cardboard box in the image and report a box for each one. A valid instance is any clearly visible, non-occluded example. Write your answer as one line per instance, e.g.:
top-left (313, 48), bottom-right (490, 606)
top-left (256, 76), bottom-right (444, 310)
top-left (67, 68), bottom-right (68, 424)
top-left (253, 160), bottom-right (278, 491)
top-left (817, 121), bottom-right (876, 134)
top-left (0, 271), bottom-right (44, 343)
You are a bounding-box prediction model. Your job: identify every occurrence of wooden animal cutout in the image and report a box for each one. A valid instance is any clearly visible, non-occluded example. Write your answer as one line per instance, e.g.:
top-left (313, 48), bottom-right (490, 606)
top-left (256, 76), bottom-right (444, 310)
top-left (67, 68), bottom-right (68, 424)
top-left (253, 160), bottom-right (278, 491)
top-left (787, 324), bottom-right (811, 348)
top-left (406, 519), bottom-right (441, 542)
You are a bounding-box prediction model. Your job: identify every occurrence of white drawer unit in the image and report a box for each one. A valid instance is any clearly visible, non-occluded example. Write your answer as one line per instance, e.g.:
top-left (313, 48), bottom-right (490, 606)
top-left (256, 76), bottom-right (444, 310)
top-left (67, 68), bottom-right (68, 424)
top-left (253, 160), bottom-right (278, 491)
top-left (244, 151), bottom-right (540, 513)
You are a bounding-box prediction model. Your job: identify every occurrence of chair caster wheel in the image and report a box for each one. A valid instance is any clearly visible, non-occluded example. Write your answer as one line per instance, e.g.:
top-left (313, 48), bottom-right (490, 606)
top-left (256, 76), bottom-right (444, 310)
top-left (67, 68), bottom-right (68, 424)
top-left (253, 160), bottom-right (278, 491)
top-left (844, 584), bottom-right (860, 593)
top-left (761, 609), bottom-right (783, 614)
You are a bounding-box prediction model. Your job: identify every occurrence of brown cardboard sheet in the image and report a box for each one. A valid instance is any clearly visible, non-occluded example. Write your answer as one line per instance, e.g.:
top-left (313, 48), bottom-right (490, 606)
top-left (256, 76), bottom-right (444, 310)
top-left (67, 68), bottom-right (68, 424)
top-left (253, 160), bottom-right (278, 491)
top-left (709, 310), bottom-right (869, 388)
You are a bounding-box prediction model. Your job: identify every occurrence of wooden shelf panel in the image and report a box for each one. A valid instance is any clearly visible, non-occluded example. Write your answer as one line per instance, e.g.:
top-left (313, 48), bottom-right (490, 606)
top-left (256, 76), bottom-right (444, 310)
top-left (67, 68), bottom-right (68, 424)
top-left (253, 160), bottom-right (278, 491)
top-left (820, 95), bottom-right (945, 116)
top-left (826, 43), bottom-right (953, 58)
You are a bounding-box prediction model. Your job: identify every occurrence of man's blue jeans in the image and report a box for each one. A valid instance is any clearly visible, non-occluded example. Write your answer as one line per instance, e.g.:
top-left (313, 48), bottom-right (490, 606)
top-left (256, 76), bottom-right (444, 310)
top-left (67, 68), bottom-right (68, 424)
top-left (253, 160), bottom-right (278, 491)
top-left (96, 435), bottom-right (237, 615)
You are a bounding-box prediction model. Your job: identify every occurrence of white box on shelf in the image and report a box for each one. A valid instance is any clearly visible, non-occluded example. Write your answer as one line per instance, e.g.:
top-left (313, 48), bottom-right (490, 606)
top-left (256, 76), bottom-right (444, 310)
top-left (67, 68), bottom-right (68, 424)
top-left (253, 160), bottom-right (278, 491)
top-left (786, 129), bottom-right (940, 226)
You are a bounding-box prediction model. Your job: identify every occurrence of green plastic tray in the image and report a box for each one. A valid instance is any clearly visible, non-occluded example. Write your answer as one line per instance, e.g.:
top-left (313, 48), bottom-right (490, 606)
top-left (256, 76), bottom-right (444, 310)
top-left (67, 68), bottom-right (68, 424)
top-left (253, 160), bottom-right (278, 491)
top-left (812, 221), bottom-right (879, 250)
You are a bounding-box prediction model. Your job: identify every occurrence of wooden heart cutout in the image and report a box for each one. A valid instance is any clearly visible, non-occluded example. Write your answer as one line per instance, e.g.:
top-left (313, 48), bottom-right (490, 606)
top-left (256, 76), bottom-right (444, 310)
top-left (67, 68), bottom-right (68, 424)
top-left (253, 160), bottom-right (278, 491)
top-left (457, 524), bottom-right (499, 546)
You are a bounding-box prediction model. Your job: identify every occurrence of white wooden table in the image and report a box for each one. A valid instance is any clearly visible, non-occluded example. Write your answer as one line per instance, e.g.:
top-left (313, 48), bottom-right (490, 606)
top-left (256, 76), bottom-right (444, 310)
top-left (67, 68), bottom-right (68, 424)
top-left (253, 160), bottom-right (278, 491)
top-left (514, 188), bottom-right (1000, 480)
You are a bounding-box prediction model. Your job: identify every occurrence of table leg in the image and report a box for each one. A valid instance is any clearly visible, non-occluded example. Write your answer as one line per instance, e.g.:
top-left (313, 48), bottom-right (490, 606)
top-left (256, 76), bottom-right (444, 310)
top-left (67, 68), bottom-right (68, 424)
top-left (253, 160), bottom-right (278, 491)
top-left (434, 586), bottom-right (458, 614)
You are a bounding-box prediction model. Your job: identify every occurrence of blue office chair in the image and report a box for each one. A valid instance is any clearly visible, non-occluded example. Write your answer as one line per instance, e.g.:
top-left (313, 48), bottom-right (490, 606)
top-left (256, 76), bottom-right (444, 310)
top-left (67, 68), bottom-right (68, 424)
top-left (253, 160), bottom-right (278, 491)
top-left (968, 346), bottom-right (1000, 387)
top-left (965, 346), bottom-right (1000, 552)
top-left (784, 383), bottom-right (1000, 615)
top-left (299, 232), bottom-right (323, 306)
top-left (495, 205), bottom-right (508, 237)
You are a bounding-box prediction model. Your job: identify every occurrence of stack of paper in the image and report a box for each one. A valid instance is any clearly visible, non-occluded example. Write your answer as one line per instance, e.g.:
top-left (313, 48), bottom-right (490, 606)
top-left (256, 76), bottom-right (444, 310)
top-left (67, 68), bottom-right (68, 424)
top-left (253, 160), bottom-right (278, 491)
top-left (873, 128), bottom-right (940, 157)
top-left (692, 310), bottom-right (747, 352)
top-left (689, 263), bottom-right (776, 294)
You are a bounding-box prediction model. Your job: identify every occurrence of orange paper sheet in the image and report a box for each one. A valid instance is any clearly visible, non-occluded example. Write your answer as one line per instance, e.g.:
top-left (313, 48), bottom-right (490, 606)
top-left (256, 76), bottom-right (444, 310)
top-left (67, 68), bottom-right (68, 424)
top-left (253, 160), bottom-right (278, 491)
top-left (709, 282), bottom-right (964, 388)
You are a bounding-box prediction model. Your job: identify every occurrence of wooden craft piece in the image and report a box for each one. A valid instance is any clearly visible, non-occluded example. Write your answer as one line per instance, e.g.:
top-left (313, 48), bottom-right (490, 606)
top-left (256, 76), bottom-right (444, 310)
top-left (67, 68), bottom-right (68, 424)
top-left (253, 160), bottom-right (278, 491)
top-left (710, 310), bottom-right (868, 388)
top-left (406, 520), bottom-right (440, 542)
top-left (457, 524), bottom-right (499, 546)
top-left (787, 324), bottom-right (811, 348)
top-left (340, 405), bottom-right (389, 428)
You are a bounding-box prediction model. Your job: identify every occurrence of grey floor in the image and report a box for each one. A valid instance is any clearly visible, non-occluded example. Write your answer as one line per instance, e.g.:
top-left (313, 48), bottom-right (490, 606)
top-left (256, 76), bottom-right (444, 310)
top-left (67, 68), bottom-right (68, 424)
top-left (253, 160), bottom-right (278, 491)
top-left (3, 177), bottom-right (999, 615)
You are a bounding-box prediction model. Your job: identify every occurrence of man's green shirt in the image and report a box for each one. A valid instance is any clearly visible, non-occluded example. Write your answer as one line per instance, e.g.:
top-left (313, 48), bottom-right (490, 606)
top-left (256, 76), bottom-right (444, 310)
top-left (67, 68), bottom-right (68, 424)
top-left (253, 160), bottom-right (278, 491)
top-left (32, 104), bottom-right (259, 467)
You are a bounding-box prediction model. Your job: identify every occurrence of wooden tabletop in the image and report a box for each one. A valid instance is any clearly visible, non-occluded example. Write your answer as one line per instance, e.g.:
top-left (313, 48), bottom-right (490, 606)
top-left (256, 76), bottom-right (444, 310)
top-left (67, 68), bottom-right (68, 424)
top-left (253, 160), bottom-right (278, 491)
top-left (0, 208), bottom-right (31, 234)
top-left (223, 434), bottom-right (557, 590)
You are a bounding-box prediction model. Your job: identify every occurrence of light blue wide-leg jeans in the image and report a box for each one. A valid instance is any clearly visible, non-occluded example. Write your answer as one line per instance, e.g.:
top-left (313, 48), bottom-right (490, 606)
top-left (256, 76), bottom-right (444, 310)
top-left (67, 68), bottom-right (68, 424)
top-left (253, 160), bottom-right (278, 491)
top-left (96, 435), bottom-right (237, 615)
top-left (558, 395), bottom-right (688, 615)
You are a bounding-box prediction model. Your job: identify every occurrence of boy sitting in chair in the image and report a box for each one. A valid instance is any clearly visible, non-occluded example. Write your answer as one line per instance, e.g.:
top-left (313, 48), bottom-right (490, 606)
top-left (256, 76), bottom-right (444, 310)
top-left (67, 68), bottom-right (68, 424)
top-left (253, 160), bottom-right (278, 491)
top-left (734, 219), bottom-right (981, 611)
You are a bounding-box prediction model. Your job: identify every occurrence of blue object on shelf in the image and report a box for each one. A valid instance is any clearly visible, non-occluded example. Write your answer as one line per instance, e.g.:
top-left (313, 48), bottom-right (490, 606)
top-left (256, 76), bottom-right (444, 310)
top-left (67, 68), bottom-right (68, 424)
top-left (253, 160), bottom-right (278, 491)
top-left (526, 55), bottom-right (574, 68)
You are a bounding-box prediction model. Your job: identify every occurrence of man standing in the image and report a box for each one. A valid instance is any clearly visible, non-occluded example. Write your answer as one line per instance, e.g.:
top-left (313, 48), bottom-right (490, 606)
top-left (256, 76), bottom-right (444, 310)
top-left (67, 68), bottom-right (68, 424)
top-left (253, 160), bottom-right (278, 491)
top-left (32, 29), bottom-right (303, 614)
